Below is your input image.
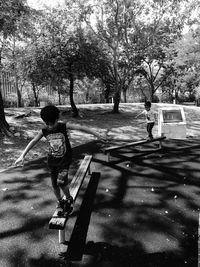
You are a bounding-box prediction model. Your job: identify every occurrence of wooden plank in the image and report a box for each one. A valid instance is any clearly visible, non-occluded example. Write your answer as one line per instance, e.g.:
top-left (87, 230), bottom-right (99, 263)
top-left (49, 217), bottom-right (66, 230)
top-left (103, 136), bottom-right (166, 153)
top-left (69, 155), bottom-right (92, 201)
top-left (49, 155), bottom-right (93, 230)
top-left (65, 172), bottom-right (101, 261)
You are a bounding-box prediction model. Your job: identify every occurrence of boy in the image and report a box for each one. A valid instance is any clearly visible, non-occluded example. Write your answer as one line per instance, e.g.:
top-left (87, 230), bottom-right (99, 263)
top-left (15, 105), bottom-right (106, 215)
top-left (136, 101), bottom-right (156, 139)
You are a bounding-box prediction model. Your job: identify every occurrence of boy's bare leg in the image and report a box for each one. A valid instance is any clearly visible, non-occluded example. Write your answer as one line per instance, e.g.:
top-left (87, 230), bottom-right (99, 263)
top-left (56, 169), bottom-right (73, 214)
top-left (60, 184), bottom-right (73, 215)
top-left (61, 185), bottom-right (71, 199)
top-left (51, 168), bottom-right (63, 201)
top-left (57, 169), bottom-right (72, 199)
top-left (53, 187), bottom-right (62, 201)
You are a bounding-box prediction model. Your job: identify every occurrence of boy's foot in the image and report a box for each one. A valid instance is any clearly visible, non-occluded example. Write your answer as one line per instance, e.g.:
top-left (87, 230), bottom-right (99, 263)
top-left (56, 200), bottom-right (64, 216)
top-left (63, 196), bottom-right (74, 216)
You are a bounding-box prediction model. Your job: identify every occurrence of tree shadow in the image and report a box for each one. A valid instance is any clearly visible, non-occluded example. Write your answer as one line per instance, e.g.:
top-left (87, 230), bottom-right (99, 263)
top-left (81, 241), bottom-right (188, 267)
top-left (88, 139), bottom-right (199, 267)
top-left (4, 247), bottom-right (66, 267)
top-left (0, 138), bottom-right (199, 267)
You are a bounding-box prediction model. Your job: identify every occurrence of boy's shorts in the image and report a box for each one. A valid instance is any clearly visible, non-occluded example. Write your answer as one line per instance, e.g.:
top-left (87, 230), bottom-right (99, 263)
top-left (50, 167), bottom-right (69, 187)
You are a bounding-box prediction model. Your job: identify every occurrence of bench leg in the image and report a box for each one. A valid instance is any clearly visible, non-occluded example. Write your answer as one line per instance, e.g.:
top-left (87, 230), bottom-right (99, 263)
top-left (59, 229), bottom-right (65, 244)
top-left (88, 165), bottom-right (91, 175)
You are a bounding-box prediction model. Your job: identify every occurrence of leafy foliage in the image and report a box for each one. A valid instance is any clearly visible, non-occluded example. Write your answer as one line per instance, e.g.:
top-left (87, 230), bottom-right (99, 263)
top-left (0, 0), bottom-right (200, 116)
top-left (0, 0), bottom-right (30, 134)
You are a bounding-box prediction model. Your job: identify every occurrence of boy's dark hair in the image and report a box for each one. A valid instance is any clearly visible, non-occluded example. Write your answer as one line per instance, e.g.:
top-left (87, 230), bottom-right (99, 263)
top-left (144, 101), bottom-right (151, 108)
top-left (40, 105), bottom-right (60, 123)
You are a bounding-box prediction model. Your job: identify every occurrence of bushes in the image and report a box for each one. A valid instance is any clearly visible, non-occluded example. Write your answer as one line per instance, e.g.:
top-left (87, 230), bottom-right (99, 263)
top-left (3, 93), bottom-right (19, 107)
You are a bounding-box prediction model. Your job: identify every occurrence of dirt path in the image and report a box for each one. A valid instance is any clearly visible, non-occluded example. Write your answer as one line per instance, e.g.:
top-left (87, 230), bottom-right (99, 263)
top-left (1, 103), bottom-right (200, 171)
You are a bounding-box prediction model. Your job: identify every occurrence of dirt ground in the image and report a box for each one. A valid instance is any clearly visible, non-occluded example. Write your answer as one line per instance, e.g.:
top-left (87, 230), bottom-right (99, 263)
top-left (0, 103), bottom-right (200, 267)
top-left (1, 103), bottom-right (200, 171)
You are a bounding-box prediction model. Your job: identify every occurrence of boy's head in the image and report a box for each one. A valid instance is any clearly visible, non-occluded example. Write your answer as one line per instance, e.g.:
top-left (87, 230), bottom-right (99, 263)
top-left (40, 105), bottom-right (60, 126)
top-left (144, 101), bottom-right (151, 110)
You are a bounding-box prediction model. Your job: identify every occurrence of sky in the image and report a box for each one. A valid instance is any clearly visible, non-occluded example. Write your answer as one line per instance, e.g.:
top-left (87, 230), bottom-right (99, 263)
top-left (27, 0), bottom-right (65, 9)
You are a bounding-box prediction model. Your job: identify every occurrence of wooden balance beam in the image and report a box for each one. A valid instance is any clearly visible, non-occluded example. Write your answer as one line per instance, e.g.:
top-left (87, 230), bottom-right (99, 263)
top-left (103, 136), bottom-right (166, 161)
top-left (49, 155), bottom-right (93, 242)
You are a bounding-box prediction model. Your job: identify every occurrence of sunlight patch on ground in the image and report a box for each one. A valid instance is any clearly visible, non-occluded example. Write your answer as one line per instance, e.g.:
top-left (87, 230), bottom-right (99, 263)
top-left (2, 103), bottom-right (200, 171)
top-left (23, 130), bottom-right (41, 139)
top-left (135, 231), bottom-right (180, 253)
top-left (2, 139), bottom-right (15, 145)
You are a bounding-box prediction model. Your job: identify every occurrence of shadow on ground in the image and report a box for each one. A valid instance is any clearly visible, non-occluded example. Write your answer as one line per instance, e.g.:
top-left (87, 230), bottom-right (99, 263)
top-left (0, 139), bottom-right (199, 267)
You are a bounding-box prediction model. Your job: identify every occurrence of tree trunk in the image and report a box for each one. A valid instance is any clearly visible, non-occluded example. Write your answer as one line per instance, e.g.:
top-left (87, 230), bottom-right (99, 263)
top-left (16, 83), bottom-right (22, 107)
top-left (175, 90), bottom-right (178, 104)
top-left (13, 37), bottom-right (22, 107)
top-left (104, 84), bottom-right (111, 103)
top-left (112, 90), bottom-right (120, 113)
top-left (69, 72), bottom-right (79, 117)
top-left (122, 89), bottom-right (127, 103)
top-left (32, 83), bottom-right (39, 107)
top-left (14, 67), bottom-right (22, 107)
top-left (58, 89), bottom-right (61, 105)
top-left (0, 50), bottom-right (11, 136)
top-left (112, 48), bottom-right (120, 113)
top-left (0, 90), bottom-right (11, 136)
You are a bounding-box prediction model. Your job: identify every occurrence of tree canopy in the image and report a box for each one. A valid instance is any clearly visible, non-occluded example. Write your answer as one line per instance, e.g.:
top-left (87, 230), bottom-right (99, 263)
top-left (0, 0), bottom-right (199, 132)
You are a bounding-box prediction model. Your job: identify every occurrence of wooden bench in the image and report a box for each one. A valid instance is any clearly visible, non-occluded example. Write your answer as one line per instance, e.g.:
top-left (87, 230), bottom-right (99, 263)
top-left (64, 171), bottom-right (101, 261)
top-left (49, 155), bottom-right (93, 243)
top-left (103, 136), bottom-right (166, 161)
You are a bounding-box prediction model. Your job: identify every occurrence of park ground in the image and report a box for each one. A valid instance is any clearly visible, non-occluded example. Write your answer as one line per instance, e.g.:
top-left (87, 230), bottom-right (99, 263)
top-left (0, 103), bottom-right (200, 267)
top-left (1, 102), bottom-right (200, 171)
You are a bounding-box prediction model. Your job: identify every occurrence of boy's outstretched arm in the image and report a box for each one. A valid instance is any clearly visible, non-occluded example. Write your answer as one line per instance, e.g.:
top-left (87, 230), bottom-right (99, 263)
top-left (14, 130), bottom-right (43, 165)
top-left (66, 122), bottom-right (107, 141)
top-left (135, 110), bottom-right (144, 119)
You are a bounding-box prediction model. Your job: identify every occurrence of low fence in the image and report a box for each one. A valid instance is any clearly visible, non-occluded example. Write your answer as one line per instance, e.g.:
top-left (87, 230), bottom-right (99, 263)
top-left (0, 71), bottom-right (16, 98)
top-left (0, 71), bottom-right (104, 106)
top-left (0, 71), bottom-right (54, 102)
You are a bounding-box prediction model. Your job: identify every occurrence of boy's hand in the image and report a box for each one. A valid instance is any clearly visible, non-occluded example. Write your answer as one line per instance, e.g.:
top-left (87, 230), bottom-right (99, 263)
top-left (97, 134), bottom-right (107, 143)
top-left (99, 129), bottom-right (112, 143)
top-left (14, 156), bottom-right (25, 166)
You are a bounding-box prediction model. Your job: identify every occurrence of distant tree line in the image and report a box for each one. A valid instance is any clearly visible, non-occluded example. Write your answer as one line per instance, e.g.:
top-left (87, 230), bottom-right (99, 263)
top-left (0, 0), bottom-right (200, 135)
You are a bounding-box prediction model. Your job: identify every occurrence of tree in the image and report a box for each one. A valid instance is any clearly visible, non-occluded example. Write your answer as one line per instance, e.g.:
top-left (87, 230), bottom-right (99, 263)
top-left (163, 27), bottom-right (200, 103)
top-left (79, 0), bottom-right (198, 109)
top-left (80, 0), bottom-right (144, 112)
top-left (77, 32), bottom-right (114, 102)
top-left (133, 0), bottom-right (197, 101)
top-left (25, 4), bottom-right (111, 114)
top-left (23, 6), bottom-right (88, 115)
top-left (0, 0), bottom-right (30, 135)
